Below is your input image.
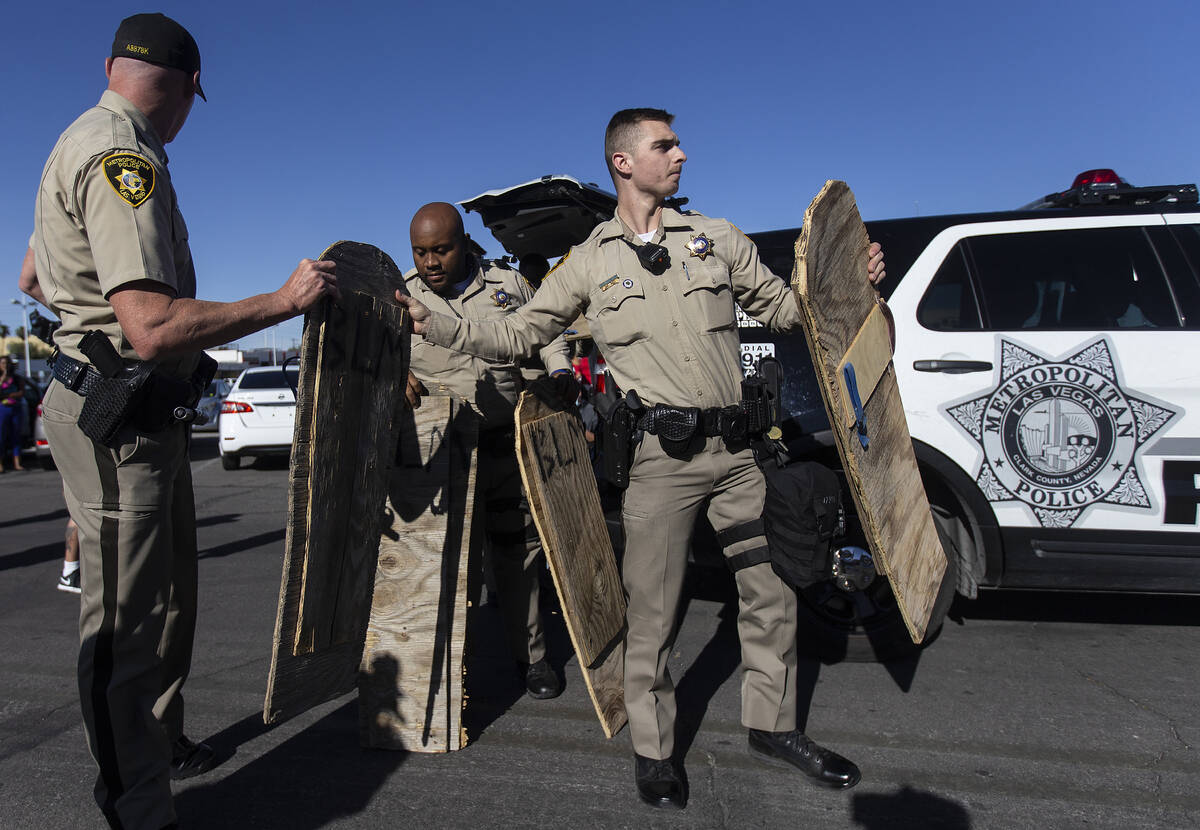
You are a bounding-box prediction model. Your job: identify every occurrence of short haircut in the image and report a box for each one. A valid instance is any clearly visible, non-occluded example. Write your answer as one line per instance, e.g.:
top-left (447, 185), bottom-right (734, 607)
top-left (604, 108), bottom-right (675, 179)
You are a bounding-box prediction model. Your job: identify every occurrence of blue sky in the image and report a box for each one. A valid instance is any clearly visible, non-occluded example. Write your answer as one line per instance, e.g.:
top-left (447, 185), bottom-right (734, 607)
top-left (3, 0), bottom-right (1197, 349)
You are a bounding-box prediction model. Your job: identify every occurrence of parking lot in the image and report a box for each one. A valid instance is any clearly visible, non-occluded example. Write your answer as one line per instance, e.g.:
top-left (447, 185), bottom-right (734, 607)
top-left (1, 434), bottom-right (1198, 829)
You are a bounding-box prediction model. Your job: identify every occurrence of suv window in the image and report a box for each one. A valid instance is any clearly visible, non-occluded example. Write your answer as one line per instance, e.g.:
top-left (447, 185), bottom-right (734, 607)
top-left (1163, 225), bottom-right (1200, 325)
top-left (916, 245), bottom-right (979, 330)
top-left (919, 227), bottom-right (1182, 331)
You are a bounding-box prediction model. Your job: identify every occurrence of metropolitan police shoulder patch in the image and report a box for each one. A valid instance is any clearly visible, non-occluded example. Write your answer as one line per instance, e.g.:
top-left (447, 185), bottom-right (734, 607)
top-left (102, 152), bottom-right (156, 207)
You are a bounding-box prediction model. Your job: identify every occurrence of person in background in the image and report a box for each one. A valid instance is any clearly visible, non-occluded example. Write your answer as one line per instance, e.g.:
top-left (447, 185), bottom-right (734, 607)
top-left (58, 518), bottom-right (82, 594)
top-left (403, 202), bottom-right (574, 700)
top-left (0, 355), bottom-right (27, 472)
top-left (518, 252), bottom-right (551, 290)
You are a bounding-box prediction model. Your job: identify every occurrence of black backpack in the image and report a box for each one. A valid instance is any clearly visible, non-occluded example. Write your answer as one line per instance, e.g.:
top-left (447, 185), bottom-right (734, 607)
top-left (761, 460), bottom-right (844, 588)
top-left (743, 355), bottom-right (844, 588)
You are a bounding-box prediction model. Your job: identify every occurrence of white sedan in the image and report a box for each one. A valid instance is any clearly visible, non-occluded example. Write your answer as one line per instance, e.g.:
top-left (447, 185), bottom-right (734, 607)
top-left (218, 366), bottom-right (299, 470)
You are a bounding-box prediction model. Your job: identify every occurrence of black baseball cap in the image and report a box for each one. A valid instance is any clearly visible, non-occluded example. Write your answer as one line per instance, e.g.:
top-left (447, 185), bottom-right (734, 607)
top-left (111, 13), bottom-right (206, 101)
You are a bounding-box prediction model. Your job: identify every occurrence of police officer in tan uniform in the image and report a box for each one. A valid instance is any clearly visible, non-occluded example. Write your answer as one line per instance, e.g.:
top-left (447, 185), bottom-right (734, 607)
top-left (404, 202), bottom-right (572, 698)
top-left (398, 109), bottom-right (885, 810)
top-left (31, 14), bottom-right (337, 829)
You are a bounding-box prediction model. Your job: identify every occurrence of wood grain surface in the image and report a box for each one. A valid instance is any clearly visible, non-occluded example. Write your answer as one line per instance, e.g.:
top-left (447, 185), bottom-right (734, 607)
top-left (264, 241), bottom-right (410, 725)
top-left (514, 390), bottom-right (627, 738)
top-left (792, 182), bottom-right (947, 644)
top-left (358, 397), bottom-right (479, 752)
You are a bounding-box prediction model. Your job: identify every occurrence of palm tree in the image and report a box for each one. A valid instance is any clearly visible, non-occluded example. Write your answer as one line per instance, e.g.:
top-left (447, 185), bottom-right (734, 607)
top-left (0, 323), bottom-right (10, 339)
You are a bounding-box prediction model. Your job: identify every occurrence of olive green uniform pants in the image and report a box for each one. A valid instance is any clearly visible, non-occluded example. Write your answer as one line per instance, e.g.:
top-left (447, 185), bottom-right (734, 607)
top-left (42, 381), bottom-right (197, 830)
top-left (620, 435), bottom-right (797, 760)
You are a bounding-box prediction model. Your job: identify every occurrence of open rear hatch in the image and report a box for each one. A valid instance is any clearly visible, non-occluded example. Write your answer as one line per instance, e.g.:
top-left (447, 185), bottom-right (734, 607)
top-left (459, 175), bottom-right (617, 259)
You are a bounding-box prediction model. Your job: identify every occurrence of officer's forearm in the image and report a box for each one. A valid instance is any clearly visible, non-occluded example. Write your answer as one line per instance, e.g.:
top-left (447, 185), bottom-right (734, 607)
top-left (427, 310), bottom-right (552, 364)
top-left (18, 248), bottom-right (48, 308)
top-left (538, 333), bottom-right (573, 375)
top-left (109, 282), bottom-right (300, 361)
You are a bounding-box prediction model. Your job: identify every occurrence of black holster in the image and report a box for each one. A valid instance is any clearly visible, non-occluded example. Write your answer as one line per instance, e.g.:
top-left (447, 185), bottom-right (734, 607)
top-left (73, 333), bottom-right (217, 446)
top-left (595, 385), bottom-right (641, 490)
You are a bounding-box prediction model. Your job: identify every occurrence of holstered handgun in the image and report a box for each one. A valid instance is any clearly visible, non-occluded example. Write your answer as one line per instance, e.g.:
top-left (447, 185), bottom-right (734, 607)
top-left (594, 377), bottom-right (642, 490)
top-left (76, 331), bottom-right (154, 446)
top-left (75, 331), bottom-right (218, 446)
top-left (745, 355), bottom-right (789, 467)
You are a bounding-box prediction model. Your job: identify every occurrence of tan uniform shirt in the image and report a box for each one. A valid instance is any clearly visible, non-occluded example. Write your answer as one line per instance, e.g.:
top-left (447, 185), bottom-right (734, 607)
top-left (425, 208), bottom-right (802, 408)
top-left (407, 257), bottom-right (571, 428)
top-left (32, 90), bottom-right (198, 378)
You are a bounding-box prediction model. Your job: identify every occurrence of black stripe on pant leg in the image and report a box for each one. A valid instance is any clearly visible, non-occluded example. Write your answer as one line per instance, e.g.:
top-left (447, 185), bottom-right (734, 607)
top-left (92, 444), bottom-right (124, 815)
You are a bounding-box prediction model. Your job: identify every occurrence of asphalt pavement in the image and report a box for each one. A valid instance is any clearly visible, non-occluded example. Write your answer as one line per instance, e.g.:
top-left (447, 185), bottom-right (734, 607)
top-left (1, 435), bottom-right (1198, 829)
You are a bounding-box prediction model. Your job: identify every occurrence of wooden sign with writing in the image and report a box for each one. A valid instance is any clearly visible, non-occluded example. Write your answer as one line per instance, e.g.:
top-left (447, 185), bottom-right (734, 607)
top-left (359, 396), bottom-right (479, 752)
top-left (264, 241), bottom-right (410, 725)
top-left (792, 182), bottom-right (948, 644)
top-left (514, 390), bottom-right (626, 738)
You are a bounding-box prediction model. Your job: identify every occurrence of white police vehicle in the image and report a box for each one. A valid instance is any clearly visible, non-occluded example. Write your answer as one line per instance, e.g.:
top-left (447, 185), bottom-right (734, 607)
top-left (463, 172), bottom-right (1200, 661)
top-left (741, 170), bottom-right (1200, 657)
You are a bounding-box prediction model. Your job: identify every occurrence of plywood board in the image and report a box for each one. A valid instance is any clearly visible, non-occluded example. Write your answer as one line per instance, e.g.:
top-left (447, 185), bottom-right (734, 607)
top-left (358, 396), bottom-right (479, 752)
top-left (514, 390), bottom-right (626, 737)
top-left (792, 181), bottom-right (947, 643)
top-left (264, 241), bottom-right (410, 724)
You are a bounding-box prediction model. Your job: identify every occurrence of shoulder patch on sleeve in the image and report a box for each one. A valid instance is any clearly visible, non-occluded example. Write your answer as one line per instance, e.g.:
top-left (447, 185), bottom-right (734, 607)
top-left (545, 249), bottom-right (571, 278)
top-left (101, 152), bottom-right (156, 207)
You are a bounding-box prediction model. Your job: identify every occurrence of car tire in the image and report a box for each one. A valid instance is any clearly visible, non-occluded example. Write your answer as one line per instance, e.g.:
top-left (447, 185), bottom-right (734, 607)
top-left (795, 511), bottom-right (960, 664)
top-left (220, 453), bottom-right (240, 471)
top-left (39, 455), bottom-right (57, 471)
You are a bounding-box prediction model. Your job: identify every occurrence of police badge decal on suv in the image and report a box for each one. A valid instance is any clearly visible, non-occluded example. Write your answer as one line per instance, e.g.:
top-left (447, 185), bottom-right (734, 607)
top-left (944, 337), bottom-right (1178, 529)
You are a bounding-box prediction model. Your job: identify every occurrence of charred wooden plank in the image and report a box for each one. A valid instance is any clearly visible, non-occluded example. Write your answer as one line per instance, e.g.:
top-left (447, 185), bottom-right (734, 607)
top-left (264, 241), bottom-right (410, 724)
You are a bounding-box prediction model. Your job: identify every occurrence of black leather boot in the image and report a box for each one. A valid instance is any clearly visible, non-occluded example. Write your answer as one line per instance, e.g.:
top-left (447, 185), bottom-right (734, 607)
top-left (748, 728), bottom-right (861, 789)
top-left (523, 659), bottom-right (562, 699)
top-left (634, 754), bottom-right (686, 809)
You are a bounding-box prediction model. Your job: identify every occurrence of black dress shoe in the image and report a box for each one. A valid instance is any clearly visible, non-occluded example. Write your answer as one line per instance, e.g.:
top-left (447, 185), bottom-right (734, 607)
top-left (748, 729), bottom-right (861, 789)
top-left (170, 735), bottom-right (218, 780)
top-left (634, 754), bottom-right (686, 809)
top-left (523, 659), bottom-right (562, 699)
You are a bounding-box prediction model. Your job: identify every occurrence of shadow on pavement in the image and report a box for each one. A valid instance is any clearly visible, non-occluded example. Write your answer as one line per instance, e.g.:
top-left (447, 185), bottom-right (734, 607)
top-left (949, 590), bottom-right (1200, 627)
top-left (196, 513), bottom-right (241, 529)
top-left (461, 601), bottom-right (528, 742)
top-left (0, 506), bottom-right (69, 529)
top-left (198, 529), bottom-right (286, 560)
top-left (175, 700), bottom-right (408, 828)
top-left (0, 540), bottom-right (63, 571)
top-left (851, 784), bottom-right (971, 829)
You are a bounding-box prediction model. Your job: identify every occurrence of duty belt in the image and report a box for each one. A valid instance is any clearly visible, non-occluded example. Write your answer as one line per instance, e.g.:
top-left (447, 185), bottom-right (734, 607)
top-left (49, 351), bottom-right (106, 397)
top-left (637, 403), bottom-right (751, 443)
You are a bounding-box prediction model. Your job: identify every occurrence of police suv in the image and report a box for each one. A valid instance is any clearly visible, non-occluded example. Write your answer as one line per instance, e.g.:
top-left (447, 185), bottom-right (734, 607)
top-left (462, 172), bottom-right (1200, 662)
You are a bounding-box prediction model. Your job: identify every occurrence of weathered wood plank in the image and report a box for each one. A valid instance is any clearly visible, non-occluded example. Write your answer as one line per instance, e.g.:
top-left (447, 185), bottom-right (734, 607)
top-left (515, 391), bottom-right (627, 738)
top-left (264, 241), bottom-right (410, 725)
top-left (359, 397), bottom-right (479, 752)
top-left (793, 182), bottom-right (947, 643)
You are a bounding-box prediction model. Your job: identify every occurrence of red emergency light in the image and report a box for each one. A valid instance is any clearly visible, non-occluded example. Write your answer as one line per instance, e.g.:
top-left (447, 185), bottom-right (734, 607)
top-left (1071, 169), bottom-right (1126, 189)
